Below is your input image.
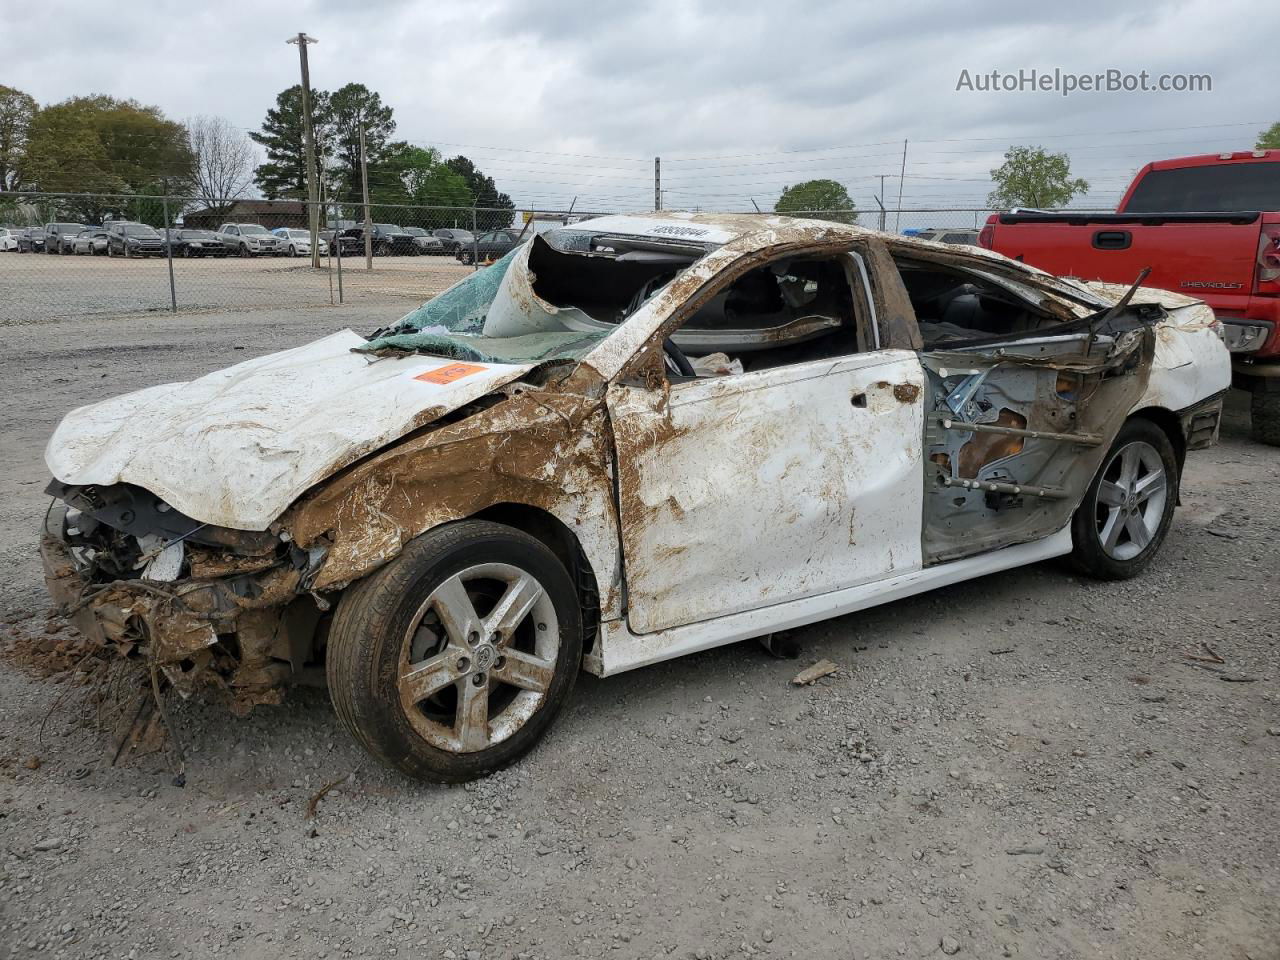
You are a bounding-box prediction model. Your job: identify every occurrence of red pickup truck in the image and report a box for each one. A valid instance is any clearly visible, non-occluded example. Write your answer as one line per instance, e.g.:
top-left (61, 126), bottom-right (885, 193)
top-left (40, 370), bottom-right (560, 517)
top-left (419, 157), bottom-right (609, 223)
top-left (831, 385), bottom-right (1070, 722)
top-left (979, 151), bottom-right (1280, 443)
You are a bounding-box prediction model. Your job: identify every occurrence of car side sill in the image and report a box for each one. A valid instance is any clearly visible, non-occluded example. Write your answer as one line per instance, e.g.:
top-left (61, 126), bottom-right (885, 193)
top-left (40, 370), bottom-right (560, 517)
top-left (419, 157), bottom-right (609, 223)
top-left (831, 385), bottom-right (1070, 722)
top-left (585, 526), bottom-right (1073, 677)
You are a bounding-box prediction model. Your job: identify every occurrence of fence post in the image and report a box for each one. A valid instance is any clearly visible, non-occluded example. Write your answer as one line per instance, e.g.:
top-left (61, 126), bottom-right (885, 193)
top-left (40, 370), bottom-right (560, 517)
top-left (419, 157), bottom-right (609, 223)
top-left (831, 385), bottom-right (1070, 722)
top-left (470, 206), bottom-right (478, 272)
top-left (334, 200), bottom-right (344, 304)
top-left (162, 188), bottom-right (176, 312)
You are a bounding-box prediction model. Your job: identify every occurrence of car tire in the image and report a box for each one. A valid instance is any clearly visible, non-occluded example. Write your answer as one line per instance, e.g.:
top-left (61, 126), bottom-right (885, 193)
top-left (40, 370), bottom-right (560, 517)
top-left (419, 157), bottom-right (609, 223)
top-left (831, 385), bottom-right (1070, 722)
top-left (326, 519), bottom-right (583, 784)
top-left (461, 250), bottom-right (474, 265)
top-left (1069, 417), bottom-right (1178, 581)
top-left (1249, 389), bottom-right (1280, 447)
top-left (239, 243), bottom-right (250, 258)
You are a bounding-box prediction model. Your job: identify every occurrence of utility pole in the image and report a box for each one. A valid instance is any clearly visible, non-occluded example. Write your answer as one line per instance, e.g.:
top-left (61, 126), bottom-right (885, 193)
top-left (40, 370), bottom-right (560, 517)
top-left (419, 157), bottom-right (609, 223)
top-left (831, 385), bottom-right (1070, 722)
top-left (287, 32), bottom-right (321, 269)
top-left (360, 123), bottom-right (372, 270)
top-left (654, 157), bottom-right (661, 211)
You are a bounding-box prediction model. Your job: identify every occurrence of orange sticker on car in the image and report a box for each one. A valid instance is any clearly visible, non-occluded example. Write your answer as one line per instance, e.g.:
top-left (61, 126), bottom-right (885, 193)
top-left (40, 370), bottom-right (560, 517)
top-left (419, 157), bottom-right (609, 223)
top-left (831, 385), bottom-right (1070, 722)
top-left (414, 362), bottom-right (488, 385)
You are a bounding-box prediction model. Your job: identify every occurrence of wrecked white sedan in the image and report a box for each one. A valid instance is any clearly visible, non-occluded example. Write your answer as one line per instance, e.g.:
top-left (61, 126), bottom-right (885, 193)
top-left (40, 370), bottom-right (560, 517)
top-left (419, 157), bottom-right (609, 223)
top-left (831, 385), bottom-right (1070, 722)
top-left (42, 213), bottom-right (1230, 782)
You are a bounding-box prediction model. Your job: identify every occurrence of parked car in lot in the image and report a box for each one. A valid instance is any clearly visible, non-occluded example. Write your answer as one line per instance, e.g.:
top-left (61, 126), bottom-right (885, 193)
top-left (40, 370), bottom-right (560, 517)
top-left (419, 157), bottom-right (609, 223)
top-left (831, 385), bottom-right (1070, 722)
top-left (106, 221), bottom-right (165, 258)
top-left (457, 228), bottom-right (522, 264)
top-left (341, 223), bottom-right (418, 256)
top-left (913, 227), bottom-right (980, 246)
top-left (0, 227), bottom-right (18, 252)
top-left (980, 150), bottom-right (1280, 444)
top-left (44, 222), bottom-right (85, 254)
top-left (71, 228), bottom-right (109, 256)
top-left (322, 228), bottom-right (360, 256)
top-left (161, 228), bottom-right (229, 258)
top-left (217, 223), bottom-right (285, 257)
top-left (403, 226), bottom-right (444, 255)
top-left (16, 226), bottom-right (46, 252)
top-left (271, 227), bottom-right (329, 257)
top-left (40, 213), bottom-right (1230, 783)
top-left (432, 228), bottom-right (474, 255)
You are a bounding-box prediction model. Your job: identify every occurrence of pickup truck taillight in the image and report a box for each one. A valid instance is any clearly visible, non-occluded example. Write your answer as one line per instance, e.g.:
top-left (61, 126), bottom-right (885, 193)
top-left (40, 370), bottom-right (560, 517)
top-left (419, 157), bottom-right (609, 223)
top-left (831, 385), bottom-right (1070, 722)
top-left (977, 224), bottom-right (995, 249)
top-left (1258, 224), bottom-right (1280, 295)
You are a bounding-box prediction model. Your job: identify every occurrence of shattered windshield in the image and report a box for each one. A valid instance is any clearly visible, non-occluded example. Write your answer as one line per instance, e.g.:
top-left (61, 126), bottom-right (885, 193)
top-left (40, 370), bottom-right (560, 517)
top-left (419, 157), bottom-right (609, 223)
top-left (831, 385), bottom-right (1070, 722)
top-left (357, 228), bottom-right (717, 365)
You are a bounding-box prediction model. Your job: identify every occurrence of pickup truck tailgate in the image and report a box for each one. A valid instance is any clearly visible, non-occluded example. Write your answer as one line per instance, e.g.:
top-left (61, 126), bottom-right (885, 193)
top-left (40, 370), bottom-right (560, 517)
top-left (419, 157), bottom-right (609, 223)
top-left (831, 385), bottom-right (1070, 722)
top-left (989, 211), bottom-right (1263, 317)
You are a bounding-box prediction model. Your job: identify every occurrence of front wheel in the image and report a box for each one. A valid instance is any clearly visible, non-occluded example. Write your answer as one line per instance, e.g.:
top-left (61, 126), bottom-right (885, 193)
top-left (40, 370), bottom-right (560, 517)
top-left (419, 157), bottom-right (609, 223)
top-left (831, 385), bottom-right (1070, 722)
top-left (1070, 418), bottom-right (1178, 580)
top-left (326, 520), bottom-right (583, 783)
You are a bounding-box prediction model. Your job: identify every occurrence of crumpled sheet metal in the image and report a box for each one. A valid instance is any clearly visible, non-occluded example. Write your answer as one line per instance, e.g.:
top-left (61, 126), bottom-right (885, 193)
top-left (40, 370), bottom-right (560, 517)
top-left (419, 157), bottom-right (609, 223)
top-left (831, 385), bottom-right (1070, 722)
top-left (285, 383), bottom-right (623, 611)
top-left (44, 330), bottom-right (537, 531)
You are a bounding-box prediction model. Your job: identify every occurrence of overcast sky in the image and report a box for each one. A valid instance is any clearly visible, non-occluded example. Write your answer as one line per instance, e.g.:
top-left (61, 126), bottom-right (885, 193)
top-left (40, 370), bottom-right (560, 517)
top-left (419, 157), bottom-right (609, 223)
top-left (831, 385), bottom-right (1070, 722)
top-left (2, 0), bottom-right (1273, 215)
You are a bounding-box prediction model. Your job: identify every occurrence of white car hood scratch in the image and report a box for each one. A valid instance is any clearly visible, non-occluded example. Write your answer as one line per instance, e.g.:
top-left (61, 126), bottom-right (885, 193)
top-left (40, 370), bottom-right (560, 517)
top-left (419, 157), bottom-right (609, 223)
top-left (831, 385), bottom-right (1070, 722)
top-left (45, 330), bottom-right (535, 531)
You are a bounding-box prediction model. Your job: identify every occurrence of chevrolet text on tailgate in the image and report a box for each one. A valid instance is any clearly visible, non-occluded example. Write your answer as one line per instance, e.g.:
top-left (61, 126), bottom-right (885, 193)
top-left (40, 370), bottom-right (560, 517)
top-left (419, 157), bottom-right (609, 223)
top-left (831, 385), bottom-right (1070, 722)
top-left (980, 150), bottom-right (1280, 443)
top-left (41, 214), bottom-right (1230, 782)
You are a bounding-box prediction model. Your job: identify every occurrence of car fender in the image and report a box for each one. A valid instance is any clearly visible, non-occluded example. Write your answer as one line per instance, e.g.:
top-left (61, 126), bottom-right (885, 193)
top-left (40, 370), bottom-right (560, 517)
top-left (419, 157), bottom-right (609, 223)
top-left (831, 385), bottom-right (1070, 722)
top-left (283, 377), bottom-right (623, 614)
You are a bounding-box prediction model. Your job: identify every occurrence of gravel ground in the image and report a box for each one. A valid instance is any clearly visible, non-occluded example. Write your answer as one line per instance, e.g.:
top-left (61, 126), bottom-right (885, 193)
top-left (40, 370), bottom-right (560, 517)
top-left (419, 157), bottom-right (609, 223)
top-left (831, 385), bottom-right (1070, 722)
top-left (0, 251), bottom-right (473, 324)
top-left (0, 306), bottom-right (1277, 960)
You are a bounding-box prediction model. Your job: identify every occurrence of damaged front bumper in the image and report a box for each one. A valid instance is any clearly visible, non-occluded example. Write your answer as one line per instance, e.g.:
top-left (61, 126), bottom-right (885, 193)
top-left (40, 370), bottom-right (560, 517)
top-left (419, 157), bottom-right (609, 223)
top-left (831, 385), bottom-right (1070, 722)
top-left (41, 499), bottom-right (326, 712)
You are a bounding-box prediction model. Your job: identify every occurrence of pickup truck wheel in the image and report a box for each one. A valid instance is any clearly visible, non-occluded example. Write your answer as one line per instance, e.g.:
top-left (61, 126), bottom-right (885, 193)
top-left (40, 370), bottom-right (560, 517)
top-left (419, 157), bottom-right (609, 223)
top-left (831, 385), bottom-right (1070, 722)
top-left (1070, 418), bottom-right (1178, 580)
top-left (1249, 390), bottom-right (1280, 446)
top-left (327, 520), bottom-right (583, 783)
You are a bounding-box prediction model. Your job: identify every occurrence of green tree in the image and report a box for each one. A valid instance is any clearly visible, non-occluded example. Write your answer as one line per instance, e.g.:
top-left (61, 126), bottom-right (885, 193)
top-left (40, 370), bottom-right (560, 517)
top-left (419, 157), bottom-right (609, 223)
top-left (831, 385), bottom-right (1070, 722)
top-left (20, 95), bottom-right (194, 220)
top-left (774, 179), bottom-right (858, 223)
top-left (1257, 122), bottom-right (1280, 150)
top-left (327, 83), bottom-right (395, 204)
top-left (250, 85), bottom-right (332, 200)
top-left (987, 145), bottom-right (1089, 209)
top-left (446, 155), bottom-right (514, 229)
top-left (0, 84), bottom-right (37, 190)
top-left (375, 143), bottom-right (472, 207)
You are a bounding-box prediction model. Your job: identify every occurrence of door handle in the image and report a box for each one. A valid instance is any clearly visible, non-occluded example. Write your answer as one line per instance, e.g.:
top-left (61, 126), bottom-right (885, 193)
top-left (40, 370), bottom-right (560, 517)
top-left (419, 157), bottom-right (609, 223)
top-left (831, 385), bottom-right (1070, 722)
top-left (1092, 230), bottom-right (1132, 250)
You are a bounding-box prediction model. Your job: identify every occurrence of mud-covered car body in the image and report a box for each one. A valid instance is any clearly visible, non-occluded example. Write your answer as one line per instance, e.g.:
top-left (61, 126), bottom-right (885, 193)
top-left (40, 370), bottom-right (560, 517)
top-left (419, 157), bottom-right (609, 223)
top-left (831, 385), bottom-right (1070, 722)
top-left (42, 213), bottom-right (1229, 715)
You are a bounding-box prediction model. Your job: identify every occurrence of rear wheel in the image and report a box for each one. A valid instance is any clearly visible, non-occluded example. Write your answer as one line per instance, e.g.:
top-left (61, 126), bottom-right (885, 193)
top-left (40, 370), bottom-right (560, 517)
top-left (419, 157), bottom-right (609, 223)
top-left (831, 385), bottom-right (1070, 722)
top-left (1249, 388), bottom-right (1280, 446)
top-left (1070, 418), bottom-right (1178, 580)
top-left (326, 520), bottom-right (583, 783)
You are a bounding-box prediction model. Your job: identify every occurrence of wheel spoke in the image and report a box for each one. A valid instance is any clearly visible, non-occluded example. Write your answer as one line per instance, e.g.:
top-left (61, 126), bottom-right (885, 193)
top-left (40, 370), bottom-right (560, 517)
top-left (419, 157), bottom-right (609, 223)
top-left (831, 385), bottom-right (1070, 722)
top-left (456, 676), bottom-right (490, 750)
top-left (1100, 507), bottom-right (1125, 551)
top-left (1097, 480), bottom-right (1126, 507)
top-left (485, 572), bottom-right (544, 641)
top-left (432, 574), bottom-right (483, 646)
top-left (1118, 445), bottom-right (1141, 489)
top-left (400, 652), bottom-right (462, 706)
top-left (491, 648), bottom-right (555, 693)
top-left (1134, 469), bottom-right (1165, 503)
top-left (1125, 510), bottom-right (1153, 551)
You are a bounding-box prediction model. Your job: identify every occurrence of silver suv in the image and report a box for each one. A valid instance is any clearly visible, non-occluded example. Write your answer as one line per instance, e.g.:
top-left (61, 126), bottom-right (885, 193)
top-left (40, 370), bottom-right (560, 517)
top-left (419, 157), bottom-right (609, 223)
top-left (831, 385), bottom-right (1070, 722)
top-left (216, 223), bottom-right (284, 257)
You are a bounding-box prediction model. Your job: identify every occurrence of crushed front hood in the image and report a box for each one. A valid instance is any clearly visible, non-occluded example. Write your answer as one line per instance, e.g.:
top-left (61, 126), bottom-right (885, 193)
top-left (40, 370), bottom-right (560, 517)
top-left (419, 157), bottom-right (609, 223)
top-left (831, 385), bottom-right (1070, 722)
top-left (45, 330), bottom-right (535, 531)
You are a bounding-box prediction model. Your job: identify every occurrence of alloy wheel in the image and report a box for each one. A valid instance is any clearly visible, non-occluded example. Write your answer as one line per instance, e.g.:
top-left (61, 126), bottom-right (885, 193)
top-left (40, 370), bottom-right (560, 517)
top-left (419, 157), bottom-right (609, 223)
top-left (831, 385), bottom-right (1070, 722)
top-left (1093, 440), bottom-right (1168, 561)
top-left (398, 562), bottom-right (560, 754)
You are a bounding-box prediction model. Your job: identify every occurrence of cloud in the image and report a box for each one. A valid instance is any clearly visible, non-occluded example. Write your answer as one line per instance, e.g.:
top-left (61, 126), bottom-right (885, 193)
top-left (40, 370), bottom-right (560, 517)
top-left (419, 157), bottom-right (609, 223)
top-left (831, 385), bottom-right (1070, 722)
top-left (0, 0), bottom-right (1270, 212)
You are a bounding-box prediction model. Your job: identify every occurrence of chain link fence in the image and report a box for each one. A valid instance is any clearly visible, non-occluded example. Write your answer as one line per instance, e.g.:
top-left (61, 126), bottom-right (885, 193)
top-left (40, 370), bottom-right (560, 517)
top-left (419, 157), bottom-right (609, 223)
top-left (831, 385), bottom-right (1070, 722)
top-left (0, 191), bottom-right (1104, 325)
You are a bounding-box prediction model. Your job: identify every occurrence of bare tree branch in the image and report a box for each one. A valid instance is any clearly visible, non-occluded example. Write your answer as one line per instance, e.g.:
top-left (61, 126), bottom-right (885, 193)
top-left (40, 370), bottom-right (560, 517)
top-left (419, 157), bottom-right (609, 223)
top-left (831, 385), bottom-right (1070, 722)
top-left (185, 115), bottom-right (256, 207)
